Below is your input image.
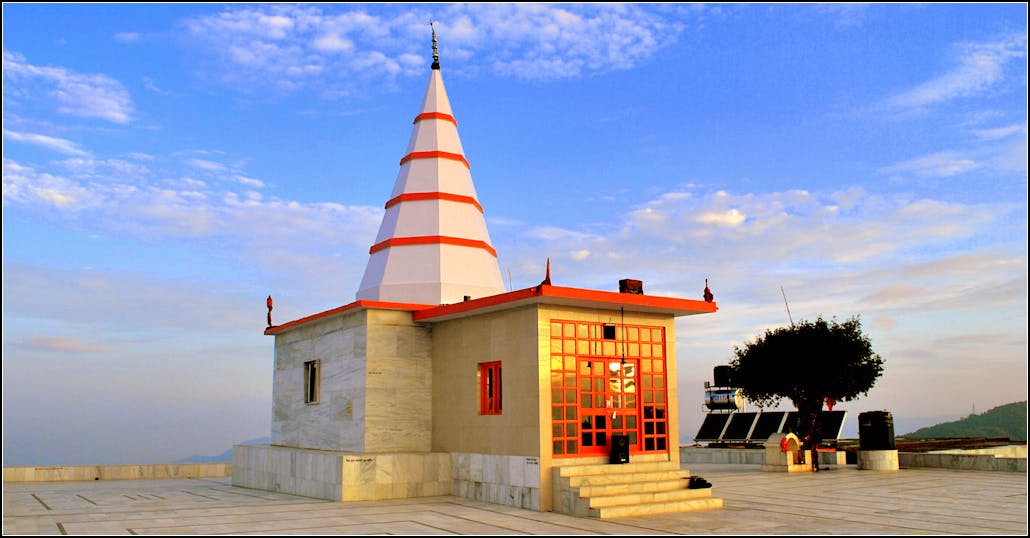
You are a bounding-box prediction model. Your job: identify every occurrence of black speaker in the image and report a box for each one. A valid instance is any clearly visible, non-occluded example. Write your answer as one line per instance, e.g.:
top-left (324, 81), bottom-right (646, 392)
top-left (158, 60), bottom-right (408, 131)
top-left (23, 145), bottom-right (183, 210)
top-left (713, 365), bottom-right (732, 387)
top-left (858, 411), bottom-right (896, 450)
top-left (609, 434), bottom-right (630, 464)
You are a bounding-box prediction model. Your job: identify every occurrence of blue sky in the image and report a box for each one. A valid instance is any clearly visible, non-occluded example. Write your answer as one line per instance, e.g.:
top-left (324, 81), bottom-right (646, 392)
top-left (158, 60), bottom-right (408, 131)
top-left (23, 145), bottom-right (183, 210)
top-left (2, 3), bottom-right (1026, 465)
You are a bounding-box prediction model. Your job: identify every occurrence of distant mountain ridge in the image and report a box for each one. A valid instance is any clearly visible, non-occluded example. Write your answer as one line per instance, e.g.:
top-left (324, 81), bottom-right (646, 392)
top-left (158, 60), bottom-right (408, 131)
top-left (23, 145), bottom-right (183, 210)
top-left (901, 401), bottom-right (1027, 441)
top-left (175, 437), bottom-right (269, 463)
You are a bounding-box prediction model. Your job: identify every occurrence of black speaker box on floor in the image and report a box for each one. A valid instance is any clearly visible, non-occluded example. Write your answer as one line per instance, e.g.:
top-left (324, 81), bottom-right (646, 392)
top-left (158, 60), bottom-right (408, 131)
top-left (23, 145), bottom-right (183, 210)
top-left (609, 434), bottom-right (630, 464)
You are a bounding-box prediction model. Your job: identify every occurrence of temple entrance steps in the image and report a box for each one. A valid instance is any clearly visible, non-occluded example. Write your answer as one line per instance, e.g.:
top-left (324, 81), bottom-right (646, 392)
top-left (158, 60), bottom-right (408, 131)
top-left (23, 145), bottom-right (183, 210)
top-left (552, 457), bottom-right (724, 518)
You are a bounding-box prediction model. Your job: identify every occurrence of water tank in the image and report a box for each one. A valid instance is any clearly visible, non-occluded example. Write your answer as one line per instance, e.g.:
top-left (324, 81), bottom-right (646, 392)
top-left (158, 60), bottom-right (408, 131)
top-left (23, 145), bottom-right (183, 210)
top-left (858, 410), bottom-right (896, 450)
top-left (704, 388), bottom-right (744, 411)
top-left (713, 365), bottom-right (733, 387)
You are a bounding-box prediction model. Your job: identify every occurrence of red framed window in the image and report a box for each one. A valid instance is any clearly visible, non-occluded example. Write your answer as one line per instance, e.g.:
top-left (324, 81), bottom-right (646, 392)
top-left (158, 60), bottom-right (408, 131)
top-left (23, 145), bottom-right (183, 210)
top-left (549, 321), bottom-right (668, 457)
top-left (479, 361), bottom-right (502, 415)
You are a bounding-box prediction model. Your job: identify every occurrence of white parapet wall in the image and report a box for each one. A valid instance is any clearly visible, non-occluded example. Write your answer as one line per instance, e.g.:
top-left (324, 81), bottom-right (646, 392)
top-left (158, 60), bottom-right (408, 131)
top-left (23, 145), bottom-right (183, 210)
top-left (682, 444), bottom-right (1026, 472)
top-left (680, 447), bottom-right (765, 465)
top-left (3, 463), bottom-right (231, 482)
top-left (898, 452), bottom-right (1028, 472)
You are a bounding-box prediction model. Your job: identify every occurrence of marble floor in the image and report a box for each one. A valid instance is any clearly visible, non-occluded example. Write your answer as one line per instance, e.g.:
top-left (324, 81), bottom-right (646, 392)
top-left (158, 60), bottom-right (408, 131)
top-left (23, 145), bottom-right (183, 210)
top-left (3, 463), bottom-right (1026, 535)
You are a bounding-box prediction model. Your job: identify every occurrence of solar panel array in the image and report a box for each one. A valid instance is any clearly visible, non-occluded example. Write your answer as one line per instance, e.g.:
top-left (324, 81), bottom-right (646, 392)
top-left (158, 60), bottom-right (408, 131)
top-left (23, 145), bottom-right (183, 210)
top-left (693, 410), bottom-right (848, 444)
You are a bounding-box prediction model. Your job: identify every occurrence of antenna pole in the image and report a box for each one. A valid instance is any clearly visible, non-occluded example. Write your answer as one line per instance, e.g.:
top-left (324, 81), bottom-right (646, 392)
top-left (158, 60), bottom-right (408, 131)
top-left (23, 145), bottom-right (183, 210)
top-left (781, 286), bottom-right (795, 327)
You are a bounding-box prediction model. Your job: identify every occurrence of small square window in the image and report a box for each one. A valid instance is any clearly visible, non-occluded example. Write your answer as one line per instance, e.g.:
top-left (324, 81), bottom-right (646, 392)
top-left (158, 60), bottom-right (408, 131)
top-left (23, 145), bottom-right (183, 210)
top-left (479, 361), bottom-right (502, 415)
top-left (304, 360), bottom-right (321, 404)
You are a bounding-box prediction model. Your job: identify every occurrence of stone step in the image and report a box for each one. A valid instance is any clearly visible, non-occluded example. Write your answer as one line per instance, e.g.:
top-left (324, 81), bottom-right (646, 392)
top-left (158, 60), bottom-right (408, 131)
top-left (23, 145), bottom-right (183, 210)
top-left (558, 460), bottom-right (680, 477)
top-left (568, 469), bottom-right (690, 487)
top-left (586, 485), bottom-right (714, 508)
top-left (577, 478), bottom-right (694, 498)
top-left (594, 497), bottom-right (725, 519)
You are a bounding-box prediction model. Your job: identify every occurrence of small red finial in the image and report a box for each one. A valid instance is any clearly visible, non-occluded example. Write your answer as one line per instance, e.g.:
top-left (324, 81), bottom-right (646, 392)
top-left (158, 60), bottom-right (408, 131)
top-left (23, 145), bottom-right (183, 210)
top-left (535, 258), bottom-right (552, 293)
top-left (703, 279), bottom-right (714, 303)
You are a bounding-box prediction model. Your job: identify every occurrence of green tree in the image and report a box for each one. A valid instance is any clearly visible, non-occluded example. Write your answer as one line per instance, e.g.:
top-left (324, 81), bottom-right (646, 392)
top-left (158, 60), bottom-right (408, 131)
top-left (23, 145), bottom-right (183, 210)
top-left (729, 316), bottom-right (884, 445)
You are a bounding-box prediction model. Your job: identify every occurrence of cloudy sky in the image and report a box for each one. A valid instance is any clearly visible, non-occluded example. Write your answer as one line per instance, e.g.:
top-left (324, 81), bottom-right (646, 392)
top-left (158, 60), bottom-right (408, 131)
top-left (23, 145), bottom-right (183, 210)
top-left (3, 3), bottom-right (1026, 465)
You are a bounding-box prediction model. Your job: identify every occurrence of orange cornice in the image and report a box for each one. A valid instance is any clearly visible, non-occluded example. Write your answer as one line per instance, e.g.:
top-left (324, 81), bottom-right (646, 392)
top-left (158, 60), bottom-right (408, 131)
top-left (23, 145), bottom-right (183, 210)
top-left (264, 299), bottom-right (435, 335)
top-left (265, 286), bottom-right (718, 334)
top-left (414, 112), bottom-right (457, 126)
top-left (412, 284), bottom-right (718, 322)
top-left (384, 192), bottom-right (484, 213)
top-left (400, 150), bottom-right (470, 170)
top-left (369, 235), bottom-right (498, 257)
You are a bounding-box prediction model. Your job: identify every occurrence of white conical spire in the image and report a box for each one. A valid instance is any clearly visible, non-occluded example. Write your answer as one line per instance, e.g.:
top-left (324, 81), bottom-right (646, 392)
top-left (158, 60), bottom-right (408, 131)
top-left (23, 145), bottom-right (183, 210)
top-left (356, 35), bottom-right (504, 305)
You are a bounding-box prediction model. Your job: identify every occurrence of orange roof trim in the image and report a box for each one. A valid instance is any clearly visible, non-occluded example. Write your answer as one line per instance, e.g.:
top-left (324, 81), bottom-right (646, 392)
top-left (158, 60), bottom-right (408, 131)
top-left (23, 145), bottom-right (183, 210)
top-left (384, 192), bottom-right (484, 213)
top-left (413, 111), bottom-right (458, 126)
top-left (265, 285), bottom-right (716, 335)
top-left (400, 150), bottom-right (470, 170)
top-left (369, 235), bottom-right (498, 257)
top-left (264, 299), bottom-right (434, 335)
top-left (413, 284), bottom-right (718, 322)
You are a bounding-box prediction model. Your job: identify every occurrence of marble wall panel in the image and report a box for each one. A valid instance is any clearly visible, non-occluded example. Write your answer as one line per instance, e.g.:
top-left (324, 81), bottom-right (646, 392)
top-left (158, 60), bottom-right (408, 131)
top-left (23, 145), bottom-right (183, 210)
top-left (364, 317), bottom-right (433, 452)
top-left (272, 310), bottom-right (370, 451)
top-left (448, 452), bottom-right (540, 511)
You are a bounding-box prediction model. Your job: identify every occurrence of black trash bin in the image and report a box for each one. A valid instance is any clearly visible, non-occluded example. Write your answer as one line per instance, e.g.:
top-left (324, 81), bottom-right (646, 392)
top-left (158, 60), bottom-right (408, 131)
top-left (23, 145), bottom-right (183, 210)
top-left (609, 434), bottom-right (630, 464)
top-left (858, 411), bottom-right (896, 450)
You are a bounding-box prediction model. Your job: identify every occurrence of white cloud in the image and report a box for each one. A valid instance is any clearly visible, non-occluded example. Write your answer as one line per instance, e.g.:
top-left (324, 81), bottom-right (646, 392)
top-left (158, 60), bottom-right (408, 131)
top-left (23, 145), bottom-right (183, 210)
top-left (114, 32), bottom-right (140, 43)
top-left (497, 184), bottom-right (1016, 298)
top-left (18, 335), bottom-right (107, 353)
top-left (313, 33), bottom-right (354, 52)
top-left (694, 208), bottom-right (746, 227)
top-left (570, 249), bottom-right (591, 261)
top-left (234, 175), bottom-right (266, 188)
top-left (2, 49), bottom-right (135, 124)
top-left (187, 158), bottom-right (228, 172)
top-left (523, 226), bottom-right (598, 241)
top-left (971, 123), bottom-right (1027, 141)
top-left (142, 76), bottom-right (179, 97)
top-left (886, 34), bottom-right (1027, 110)
top-left (2, 156), bottom-right (382, 288)
top-left (179, 4), bottom-right (684, 94)
top-left (879, 151), bottom-right (982, 178)
top-left (2, 158), bottom-right (104, 209)
top-left (2, 128), bottom-right (88, 156)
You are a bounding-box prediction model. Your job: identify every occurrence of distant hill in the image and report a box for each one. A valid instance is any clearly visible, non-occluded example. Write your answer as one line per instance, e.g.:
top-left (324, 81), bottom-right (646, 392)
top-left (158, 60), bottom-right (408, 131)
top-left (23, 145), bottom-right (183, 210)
top-left (901, 401), bottom-right (1027, 441)
top-left (175, 437), bottom-right (270, 463)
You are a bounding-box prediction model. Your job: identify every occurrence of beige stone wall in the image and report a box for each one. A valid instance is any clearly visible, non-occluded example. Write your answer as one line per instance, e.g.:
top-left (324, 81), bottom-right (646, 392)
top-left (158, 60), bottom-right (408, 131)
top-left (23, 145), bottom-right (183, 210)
top-left (429, 303), bottom-right (680, 513)
top-left (3, 463), bottom-right (230, 482)
top-left (364, 309), bottom-right (433, 452)
top-left (270, 307), bottom-right (432, 453)
top-left (430, 305), bottom-right (541, 456)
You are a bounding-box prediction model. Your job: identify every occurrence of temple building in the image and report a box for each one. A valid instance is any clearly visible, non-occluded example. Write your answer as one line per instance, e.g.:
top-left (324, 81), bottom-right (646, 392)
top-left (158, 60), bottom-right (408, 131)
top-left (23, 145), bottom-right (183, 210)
top-left (232, 30), bottom-right (722, 518)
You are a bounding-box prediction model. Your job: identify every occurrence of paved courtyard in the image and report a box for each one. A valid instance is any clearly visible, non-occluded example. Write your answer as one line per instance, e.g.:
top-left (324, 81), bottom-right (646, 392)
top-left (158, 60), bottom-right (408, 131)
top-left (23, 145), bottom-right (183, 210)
top-left (3, 463), bottom-right (1026, 535)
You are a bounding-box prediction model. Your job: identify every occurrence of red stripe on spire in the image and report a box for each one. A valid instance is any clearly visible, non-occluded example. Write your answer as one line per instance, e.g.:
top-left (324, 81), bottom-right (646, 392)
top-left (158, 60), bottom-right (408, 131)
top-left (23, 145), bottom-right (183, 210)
top-left (369, 236), bottom-right (497, 257)
top-left (385, 192), bottom-right (484, 213)
top-left (414, 112), bottom-right (458, 126)
top-left (400, 151), bottom-right (470, 169)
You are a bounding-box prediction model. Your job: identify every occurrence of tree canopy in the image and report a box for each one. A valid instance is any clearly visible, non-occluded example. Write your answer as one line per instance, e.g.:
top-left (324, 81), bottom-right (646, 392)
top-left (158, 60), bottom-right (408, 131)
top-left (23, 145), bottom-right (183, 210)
top-left (729, 316), bottom-right (884, 438)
